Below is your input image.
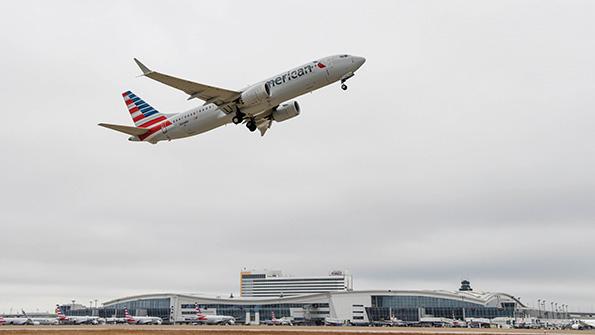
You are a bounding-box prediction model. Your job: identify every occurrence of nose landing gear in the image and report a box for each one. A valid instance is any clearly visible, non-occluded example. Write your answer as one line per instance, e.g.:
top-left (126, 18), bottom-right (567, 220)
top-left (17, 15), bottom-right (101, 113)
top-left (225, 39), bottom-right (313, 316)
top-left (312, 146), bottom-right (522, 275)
top-left (340, 72), bottom-right (355, 91)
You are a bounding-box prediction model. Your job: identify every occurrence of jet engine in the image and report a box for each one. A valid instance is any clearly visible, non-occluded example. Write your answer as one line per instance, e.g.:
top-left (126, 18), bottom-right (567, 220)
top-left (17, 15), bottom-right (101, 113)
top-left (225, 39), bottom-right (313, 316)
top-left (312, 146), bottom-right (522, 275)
top-left (240, 82), bottom-right (271, 105)
top-left (272, 101), bottom-right (300, 122)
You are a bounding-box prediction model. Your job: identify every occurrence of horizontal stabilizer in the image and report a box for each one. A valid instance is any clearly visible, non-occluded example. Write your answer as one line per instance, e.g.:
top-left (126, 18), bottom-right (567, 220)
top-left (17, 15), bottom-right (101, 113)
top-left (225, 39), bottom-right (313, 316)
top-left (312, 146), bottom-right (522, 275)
top-left (98, 123), bottom-right (149, 136)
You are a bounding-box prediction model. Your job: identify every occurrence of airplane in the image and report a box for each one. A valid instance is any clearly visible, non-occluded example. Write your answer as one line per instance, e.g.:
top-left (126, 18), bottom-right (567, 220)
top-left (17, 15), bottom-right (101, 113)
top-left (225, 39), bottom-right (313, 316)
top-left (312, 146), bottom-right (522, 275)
top-left (189, 304), bottom-right (235, 325)
top-left (55, 305), bottom-right (103, 325)
top-left (21, 310), bottom-right (59, 325)
top-left (324, 317), bottom-right (346, 326)
top-left (123, 308), bottom-right (162, 325)
top-left (105, 316), bottom-right (127, 324)
top-left (571, 319), bottom-right (595, 330)
top-left (0, 314), bottom-right (31, 325)
top-left (265, 311), bottom-right (292, 326)
top-left (99, 54), bottom-right (366, 143)
top-left (373, 315), bottom-right (405, 327)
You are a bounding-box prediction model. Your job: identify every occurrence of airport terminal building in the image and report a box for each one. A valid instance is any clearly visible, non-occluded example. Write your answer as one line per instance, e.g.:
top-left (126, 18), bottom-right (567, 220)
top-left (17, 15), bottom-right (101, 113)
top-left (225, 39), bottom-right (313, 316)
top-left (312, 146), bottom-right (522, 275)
top-left (98, 281), bottom-right (542, 324)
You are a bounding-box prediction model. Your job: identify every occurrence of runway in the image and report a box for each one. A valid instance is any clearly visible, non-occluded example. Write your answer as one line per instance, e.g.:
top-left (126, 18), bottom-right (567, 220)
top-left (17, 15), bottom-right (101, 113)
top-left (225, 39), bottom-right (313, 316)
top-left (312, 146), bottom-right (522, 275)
top-left (0, 325), bottom-right (593, 335)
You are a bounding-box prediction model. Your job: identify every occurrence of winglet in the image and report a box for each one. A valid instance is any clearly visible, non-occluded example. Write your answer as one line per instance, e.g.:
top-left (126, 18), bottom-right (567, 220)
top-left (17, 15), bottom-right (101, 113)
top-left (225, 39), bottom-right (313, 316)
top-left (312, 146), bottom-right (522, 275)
top-left (134, 58), bottom-right (152, 75)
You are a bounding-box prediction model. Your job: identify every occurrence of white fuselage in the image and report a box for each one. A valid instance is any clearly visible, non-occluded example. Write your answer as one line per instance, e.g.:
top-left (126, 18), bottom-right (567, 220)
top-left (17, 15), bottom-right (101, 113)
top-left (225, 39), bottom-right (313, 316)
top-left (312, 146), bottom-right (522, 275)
top-left (143, 55), bottom-right (364, 143)
top-left (0, 317), bottom-right (30, 325)
top-left (126, 316), bottom-right (162, 325)
top-left (187, 312), bottom-right (235, 325)
top-left (60, 315), bottom-right (101, 325)
top-left (269, 317), bottom-right (292, 325)
top-left (29, 317), bottom-right (59, 325)
top-left (105, 317), bottom-right (127, 324)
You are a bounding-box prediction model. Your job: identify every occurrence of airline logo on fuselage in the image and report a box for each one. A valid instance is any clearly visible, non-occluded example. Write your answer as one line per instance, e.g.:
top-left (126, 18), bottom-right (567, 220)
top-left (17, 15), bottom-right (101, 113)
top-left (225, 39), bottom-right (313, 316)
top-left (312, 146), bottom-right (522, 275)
top-left (267, 63), bottom-right (322, 88)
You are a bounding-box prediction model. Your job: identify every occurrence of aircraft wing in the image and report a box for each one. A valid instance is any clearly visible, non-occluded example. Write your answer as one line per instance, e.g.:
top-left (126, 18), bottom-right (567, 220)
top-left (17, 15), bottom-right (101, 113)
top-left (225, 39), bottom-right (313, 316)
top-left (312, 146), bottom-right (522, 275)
top-left (256, 117), bottom-right (272, 137)
top-left (134, 58), bottom-right (241, 106)
top-left (248, 107), bottom-right (274, 136)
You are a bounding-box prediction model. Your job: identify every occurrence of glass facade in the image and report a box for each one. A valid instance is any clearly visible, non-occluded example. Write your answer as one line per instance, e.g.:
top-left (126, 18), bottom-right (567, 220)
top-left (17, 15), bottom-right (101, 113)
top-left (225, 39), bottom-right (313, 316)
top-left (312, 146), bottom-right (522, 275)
top-left (180, 303), bottom-right (329, 323)
top-left (368, 295), bottom-right (515, 322)
top-left (372, 295), bottom-right (484, 308)
top-left (178, 303), bottom-right (330, 323)
top-left (101, 298), bottom-right (171, 320)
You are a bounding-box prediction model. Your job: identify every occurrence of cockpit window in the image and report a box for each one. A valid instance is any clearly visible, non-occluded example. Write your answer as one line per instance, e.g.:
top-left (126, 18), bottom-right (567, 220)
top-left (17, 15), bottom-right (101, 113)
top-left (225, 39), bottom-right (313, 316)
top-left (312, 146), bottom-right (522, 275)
top-left (340, 55), bottom-right (349, 58)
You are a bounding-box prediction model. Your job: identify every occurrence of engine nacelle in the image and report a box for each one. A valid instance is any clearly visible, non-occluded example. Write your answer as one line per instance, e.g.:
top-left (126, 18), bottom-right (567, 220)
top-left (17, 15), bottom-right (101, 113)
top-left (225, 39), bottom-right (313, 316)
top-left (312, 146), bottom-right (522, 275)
top-left (240, 82), bottom-right (271, 105)
top-left (272, 101), bottom-right (300, 122)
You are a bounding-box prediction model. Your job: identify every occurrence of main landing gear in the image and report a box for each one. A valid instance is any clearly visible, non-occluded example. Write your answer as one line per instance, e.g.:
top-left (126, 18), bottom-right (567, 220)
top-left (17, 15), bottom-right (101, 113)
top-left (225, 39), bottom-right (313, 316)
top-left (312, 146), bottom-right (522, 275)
top-left (232, 111), bottom-right (245, 124)
top-left (232, 109), bottom-right (256, 132)
top-left (246, 119), bottom-right (257, 132)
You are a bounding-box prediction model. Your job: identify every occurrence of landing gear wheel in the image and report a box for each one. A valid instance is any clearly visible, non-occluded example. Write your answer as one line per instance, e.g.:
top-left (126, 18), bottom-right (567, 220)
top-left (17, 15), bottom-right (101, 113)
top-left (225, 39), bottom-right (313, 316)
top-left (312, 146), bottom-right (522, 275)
top-left (341, 83), bottom-right (348, 90)
top-left (246, 120), bottom-right (257, 132)
top-left (232, 111), bottom-right (245, 125)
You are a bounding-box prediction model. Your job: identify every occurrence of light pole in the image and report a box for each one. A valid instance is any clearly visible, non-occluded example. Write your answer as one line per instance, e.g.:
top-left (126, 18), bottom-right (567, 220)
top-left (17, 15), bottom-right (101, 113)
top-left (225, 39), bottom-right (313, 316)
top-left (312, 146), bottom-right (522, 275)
top-left (72, 300), bottom-right (76, 312)
top-left (537, 299), bottom-right (542, 318)
top-left (550, 302), bottom-right (554, 319)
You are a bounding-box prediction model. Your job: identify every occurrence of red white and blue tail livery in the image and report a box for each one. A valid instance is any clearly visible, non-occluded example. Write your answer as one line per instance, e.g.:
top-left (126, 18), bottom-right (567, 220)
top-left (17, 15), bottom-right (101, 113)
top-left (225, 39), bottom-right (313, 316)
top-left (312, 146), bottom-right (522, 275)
top-left (123, 91), bottom-right (168, 128)
top-left (123, 307), bottom-right (162, 325)
top-left (99, 55), bottom-right (365, 143)
top-left (265, 311), bottom-right (292, 326)
top-left (187, 303), bottom-right (235, 325)
top-left (54, 305), bottom-right (102, 325)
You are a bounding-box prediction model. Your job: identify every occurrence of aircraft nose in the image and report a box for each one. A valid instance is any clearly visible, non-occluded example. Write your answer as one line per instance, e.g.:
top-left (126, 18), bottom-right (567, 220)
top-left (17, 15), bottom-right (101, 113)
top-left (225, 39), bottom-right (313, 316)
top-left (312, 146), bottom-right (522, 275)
top-left (353, 56), bottom-right (366, 70)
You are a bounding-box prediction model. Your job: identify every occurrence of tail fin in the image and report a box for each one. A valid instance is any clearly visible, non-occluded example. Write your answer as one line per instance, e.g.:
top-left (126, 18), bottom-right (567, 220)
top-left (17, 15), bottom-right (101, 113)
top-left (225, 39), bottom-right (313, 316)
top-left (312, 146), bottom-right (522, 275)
top-left (122, 91), bottom-right (167, 128)
top-left (124, 308), bottom-right (134, 322)
top-left (55, 305), bottom-right (67, 320)
top-left (195, 303), bottom-right (207, 320)
top-left (0, 314), bottom-right (5, 324)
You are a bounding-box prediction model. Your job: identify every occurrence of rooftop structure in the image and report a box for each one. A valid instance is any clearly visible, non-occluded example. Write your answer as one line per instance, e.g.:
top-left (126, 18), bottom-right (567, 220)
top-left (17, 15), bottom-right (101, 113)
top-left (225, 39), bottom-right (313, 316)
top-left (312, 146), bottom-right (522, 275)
top-left (240, 269), bottom-right (352, 297)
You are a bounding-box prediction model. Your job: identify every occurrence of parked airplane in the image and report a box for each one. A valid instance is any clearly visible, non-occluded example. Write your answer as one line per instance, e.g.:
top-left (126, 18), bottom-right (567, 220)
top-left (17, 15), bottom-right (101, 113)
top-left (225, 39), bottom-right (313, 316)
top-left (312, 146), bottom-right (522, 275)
top-left (123, 308), bottom-right (162, 325)
top-left (265, 311), bottom-right (292, 325)
top-left (324, 317), bottom-right (346, 326)
top-left (0, 314), bottom-right (30, 325)
top-left (99, 54), bottom-right (365, 143)
top-left (572, 319), bottom-right (595, 330)
top-left (190, 304), bottom-right (235, 325)
top-left (21, 310), bottom-right (59, 325)
top-left (105, 316), bottom-right (127, 324)
top-left (55, 305), bottom-right (103, 325)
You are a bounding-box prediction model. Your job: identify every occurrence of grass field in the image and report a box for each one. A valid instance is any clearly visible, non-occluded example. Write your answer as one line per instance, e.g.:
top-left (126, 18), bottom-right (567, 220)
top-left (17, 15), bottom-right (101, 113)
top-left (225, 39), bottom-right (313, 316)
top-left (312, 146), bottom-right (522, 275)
top-left (1, 325), bottom-right (594, 335)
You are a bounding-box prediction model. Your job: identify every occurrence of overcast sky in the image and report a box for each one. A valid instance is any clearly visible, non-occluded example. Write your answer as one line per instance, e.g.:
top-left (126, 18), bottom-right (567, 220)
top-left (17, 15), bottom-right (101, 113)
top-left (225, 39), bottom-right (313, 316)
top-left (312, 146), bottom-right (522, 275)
top-left (1, 0), bottom-right (594, 314)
